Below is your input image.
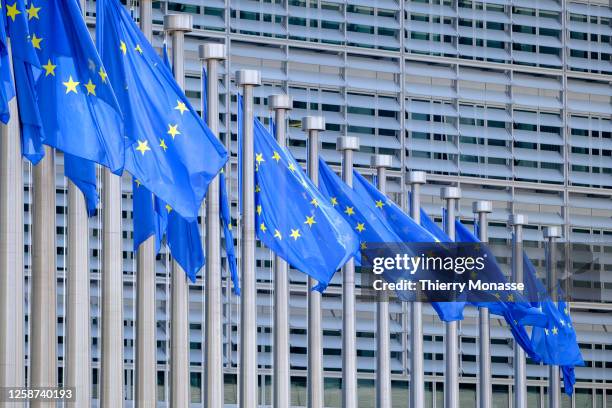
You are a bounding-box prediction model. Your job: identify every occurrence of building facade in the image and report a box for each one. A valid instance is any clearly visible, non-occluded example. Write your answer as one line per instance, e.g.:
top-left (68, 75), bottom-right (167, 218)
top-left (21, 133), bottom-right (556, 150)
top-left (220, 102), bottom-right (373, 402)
top-left (20, 0), bottom-right (612, 406)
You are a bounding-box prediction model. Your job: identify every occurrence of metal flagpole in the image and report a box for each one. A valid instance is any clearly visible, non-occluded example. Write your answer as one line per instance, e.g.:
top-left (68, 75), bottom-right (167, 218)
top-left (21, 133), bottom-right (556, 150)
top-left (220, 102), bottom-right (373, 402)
top-left (236, 69), bottom-right (261, 408)
top-left (510, 214), bottom-right (527, 408)
top-left (31, 152), bottom-right (58, 408)
top-left (164, 14), bottom-right (193, 408)
top-left (100, 158), bottom-right (124, 405)
top-left (408, 171), bottom-right (426, 408)
top-left (441, 186), bottom-right (461, 408)
top-left (134, 0), bottom-right (157, 405)
top-left (268, 94), bottom-right (292, 408)
top-left (66, 2), bottom-right (93, 406)
top-left (200, 42), bottom-right (227, 408)
top-left (337, 136), bottom-right (360, 408)
top-left (66, 178), bottom-right (92, 407)
top-left (373, 155), bottom-right (393, 408)
top-left (473, 201), bottom-right (493, 408)
top-left (0, 40), bottom-right (25, 408)
top-left (303, 116), bottom-right (325, 408)
top-left (544, 226), bottom-right (561, 408)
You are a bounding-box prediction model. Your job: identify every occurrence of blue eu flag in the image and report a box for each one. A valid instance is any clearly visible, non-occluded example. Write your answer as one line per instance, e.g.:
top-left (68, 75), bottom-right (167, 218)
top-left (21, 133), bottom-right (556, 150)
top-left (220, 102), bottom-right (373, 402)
top-left (97, 0), bottom-right (228, 220)
top-left (0, 2), bottom-right (15, 124)
top-left (254, 119), bottom-right (358, 291)
top-left (523, 253), bottom-right (584, 395)
top-left (5, 0), bottom-right (44, 164)
top-left (416, 208), bottom-right (466, 321)
top-left (318, 158), bottom-right (401, 252)
top-left (525, 253), bottom-right (584, 363)
top-left (455, 220), bottom-right (546, 327)
top-left (27, 0), bottom-right (124, 173)
top-left (352, 171), bottom-right (439, 243)
top-left (132, 179), bottom-right (166, 254)
top-left (65, 154), bottom-right (98, 216)
top-left (132, 178), bottom-right (205, 282)
top-left (220, 171), bottom-right (240, 294)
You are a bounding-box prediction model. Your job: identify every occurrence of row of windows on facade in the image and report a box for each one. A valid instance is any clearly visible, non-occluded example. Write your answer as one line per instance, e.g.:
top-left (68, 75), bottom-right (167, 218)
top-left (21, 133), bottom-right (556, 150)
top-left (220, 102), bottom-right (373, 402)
top-left (163, 0), bottom-right (609, 25)
top-left (41, 363), bottom-right (612, 407)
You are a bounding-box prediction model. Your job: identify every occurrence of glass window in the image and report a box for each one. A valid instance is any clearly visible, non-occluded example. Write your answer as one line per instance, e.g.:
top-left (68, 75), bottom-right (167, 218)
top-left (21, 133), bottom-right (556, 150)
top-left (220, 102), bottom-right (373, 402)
top-left (527, 386), bottom-right (541, 407)
top-left (424, 382), bottom-right (434, 408)
top-left (358, 379), bottom-right (375, 407)
top-left (392, 380), bottom-right (408, 408)
top-left (190, 372), bottom-right (201, 403)
top-left (224, 374), bottom-right (238, 404)
top-left (291, 376), bottom-right (307, 406)
top-left (575, 389), bottom-right (593, 408)
top-left (493, 384), bottom-right (509, 407)
top-left (459, 383), bottom-right (477, 408)
top-left (324, 378), bottom-right (342, 407)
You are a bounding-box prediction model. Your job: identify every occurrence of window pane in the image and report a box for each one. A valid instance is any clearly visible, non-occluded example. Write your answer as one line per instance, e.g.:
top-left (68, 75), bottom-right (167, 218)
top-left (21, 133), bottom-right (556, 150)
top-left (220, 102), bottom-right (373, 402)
top-left (358, 379), bottom-right (375, 407)
top-left (460, 383), bottom-right (477, 408)
top-left (324, 378), bottom-right (342, 407)
top-left (291, 376), bottom-right (307, 406)
top-left (493, 384), bottom-right (509, 408)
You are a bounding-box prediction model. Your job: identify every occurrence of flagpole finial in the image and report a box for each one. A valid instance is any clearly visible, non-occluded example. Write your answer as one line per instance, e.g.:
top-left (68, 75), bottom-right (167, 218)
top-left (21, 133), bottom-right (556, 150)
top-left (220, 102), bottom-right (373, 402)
top-left (371, 154), bottom-right (393, 169)
top-left (236, 70), bottom-right (261, 86)
top-left (544, 226), bottom-right (562, 239)
top-left (473, 200), bottom-right (492, 214)
top-left (163, 14), bottom-right (192, 32)
top-left (269, 94), bottom-right (292, 110)
top-left (302, 116), bottom-right (325, 131)
top-left (199, 43), bottom-right (226, 60)
top-left (441, 186), bottom-right (461, 200)
top-left (407, 170), bottom-right (426, 185)
top-left (336, 136), bottom-right (359, 151)
top-left (509, 213), bottom-right (527, 226)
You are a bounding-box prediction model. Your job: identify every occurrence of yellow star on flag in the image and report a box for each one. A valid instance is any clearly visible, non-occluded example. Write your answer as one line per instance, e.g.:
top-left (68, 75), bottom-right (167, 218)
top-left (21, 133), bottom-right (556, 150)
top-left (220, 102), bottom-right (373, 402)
top-left (260, 223), bottom-right (267, 232)
top-left (360, 242), bottom-right (367, 250)
top-left (544, 328), bottom-right (550, 336)
top-left (26, 3), bottom-right (40, 20)
top-left (290, 229), bottom-right (301, 240)
top-left (506, 294), bottom-right (514, 301)
top-left (274, 229), bottom-right (282, 240)
top-left (135, 140), bottom-right (151, 155)
top-left (564, 307), bottom-right (568, 315)
top-left (42, 59), bottom-right (56, 76)
top-left (330, 197), bottom-right (338, 206)
top-left (174, 100), bottom-right (188, 115)
top-left (6, 3), bottom-right (20, 21)
top-left (134, 44), bottom-right (143, 54)
top-left (288, 163), bottom-right (296, 172)
top-left (304, 215), bottom-right (316, 227)
top-left (272, 151), bottom-right (281, 162)
top-left (98, 67), bottom-right (108, 83)
top-left (165, 204), bottom-right (172, 213)
top-left (134, 179), bottom-right (142, 187)
top-left (30, 34), bottom-right (42, 50)
top-left (120, 41), bottom-right (127, 55)
top-left (256, 205), bottom-right (262, 216)
top-left (355, 223), bottom-right (365, 233)
top-left (255, 153), bottom-right (265, 165)
top-left (159, 138), bottom-right (168, 151)
top-left (167, 124), bottom-right (180, 139)
top-left (255, 185), bottom-right (261, 193)
top-left (375, 200), bottom-right (385, 209)
top-left (63, 76), bottom-right (80, 94)
top-left (344, 206), bottom-right (355, 216)
top-left (310, 198), bottom-right (319, 207)
top-left (494, 293), bottom-right (501, 299)
top-left (84, 79), bottom-right (96, 96)
top-left (552, 327), bottom-right (558, 335)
